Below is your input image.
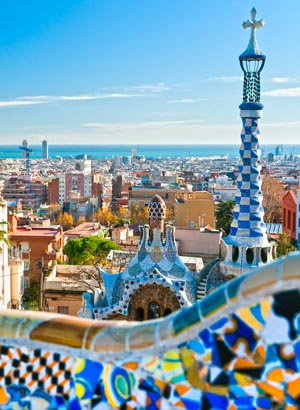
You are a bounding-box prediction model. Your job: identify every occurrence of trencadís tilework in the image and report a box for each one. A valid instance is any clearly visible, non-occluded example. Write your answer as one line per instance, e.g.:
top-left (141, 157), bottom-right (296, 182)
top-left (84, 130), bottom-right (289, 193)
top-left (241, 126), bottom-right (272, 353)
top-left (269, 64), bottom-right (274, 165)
top-left (0, 253), bottom-right (300, 408)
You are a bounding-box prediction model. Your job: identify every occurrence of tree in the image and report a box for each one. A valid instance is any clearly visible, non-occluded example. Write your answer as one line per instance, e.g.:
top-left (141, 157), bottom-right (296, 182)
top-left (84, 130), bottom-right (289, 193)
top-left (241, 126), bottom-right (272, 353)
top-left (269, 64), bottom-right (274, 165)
top-left (48, 204), bottom-right (61, 223)
top-left (56, 212), bottom-right (74, 231)
top-left (262, 175), bottom-right (285, 223)
top-left (130, 204), bottom-right (149, 225)
top-left (116, 207), bottom-right (131, 223)
top-left (23, 281), bottom-right (39, 310)
top-left (76, 216), bottom-right (86, 225)
top-left (276, 232), bottom-right (297, 258)
top-left (215, 200), bottom-right (235, 235)
top-left (63, 236), bottom-right (121, 265)
top-left (95, 208), bottom-right (118, 227)
top-left (0, 222), bottom-right (9, 251)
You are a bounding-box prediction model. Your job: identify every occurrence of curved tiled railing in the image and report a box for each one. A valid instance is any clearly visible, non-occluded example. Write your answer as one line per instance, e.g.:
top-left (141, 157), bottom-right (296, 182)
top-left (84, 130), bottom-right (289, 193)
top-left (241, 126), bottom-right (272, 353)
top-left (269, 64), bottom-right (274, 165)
top-left (1, 252), bottom-right (300, 409)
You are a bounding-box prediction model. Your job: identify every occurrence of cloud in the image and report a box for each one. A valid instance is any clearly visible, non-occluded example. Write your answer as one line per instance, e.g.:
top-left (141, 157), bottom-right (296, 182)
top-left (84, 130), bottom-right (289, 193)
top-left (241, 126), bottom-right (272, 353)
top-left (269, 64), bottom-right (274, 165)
top-left (0, 82), bottom-right (172, 109)
top-left (207, 76), bottom-right (243, 82)
top-left (0, 92), bottom-right (144, 108)
top-left (104, 82), bottom-right (170, 93)
top-left (82, 119), bottom-right (204, 132)
top-left (263, 121), bottom-right (300, 127)
top-left (272, 77), bottom-right (296, 84)
top-left (129, 82), bottom-right (170, 93)
top-left (168, 98), bottom-right (203, 103)
top-left (262, 87), bottom-right (300, 97)
top-left (0, 100), bottom-right (46, 108)
top-left (14, 125), bottom-right (64, 130)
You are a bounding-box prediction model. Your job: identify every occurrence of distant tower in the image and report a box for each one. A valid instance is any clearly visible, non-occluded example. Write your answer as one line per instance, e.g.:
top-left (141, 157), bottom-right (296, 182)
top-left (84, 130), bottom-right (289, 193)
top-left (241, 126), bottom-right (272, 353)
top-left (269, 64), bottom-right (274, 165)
top-left (42, 140), bottom-right (48, 159)
top-left (275, 144), bottom-right (283, 156)
top-left (21, 139), bottom-right (28, 159)
top-left (19, 144), bottom-right (33, 175)
top-left (131, 148), bottom-right (137, 159)
top-left (220, 8), bottom-right (275, 276)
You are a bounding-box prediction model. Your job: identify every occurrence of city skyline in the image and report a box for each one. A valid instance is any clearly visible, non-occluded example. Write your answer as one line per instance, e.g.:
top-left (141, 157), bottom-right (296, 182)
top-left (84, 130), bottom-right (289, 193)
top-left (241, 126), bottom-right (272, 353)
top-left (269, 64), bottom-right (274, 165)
top-left (0, 1), bottom-right (299, 145)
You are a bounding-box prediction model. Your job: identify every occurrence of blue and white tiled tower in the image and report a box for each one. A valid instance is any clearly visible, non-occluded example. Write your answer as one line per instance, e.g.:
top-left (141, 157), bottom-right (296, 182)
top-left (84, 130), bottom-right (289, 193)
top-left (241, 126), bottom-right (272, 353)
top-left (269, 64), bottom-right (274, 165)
top-left (220, 8), bottom-right (275, 276)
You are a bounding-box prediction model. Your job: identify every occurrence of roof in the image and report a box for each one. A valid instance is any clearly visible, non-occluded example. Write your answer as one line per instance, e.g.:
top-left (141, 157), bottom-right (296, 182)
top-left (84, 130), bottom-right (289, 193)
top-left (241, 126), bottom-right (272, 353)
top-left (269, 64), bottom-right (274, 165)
top-left (64, 222), bottom-right (101, 238)
top-left (282, 190), bottom-right (297, 204)
top-left (9, 227), bottom-right (61, 238)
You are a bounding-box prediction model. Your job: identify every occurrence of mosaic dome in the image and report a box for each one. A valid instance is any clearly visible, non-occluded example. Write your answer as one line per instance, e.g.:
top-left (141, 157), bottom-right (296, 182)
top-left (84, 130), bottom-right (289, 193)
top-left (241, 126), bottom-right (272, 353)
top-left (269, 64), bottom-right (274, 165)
top-left (148, 195), bottom-right (166, 220)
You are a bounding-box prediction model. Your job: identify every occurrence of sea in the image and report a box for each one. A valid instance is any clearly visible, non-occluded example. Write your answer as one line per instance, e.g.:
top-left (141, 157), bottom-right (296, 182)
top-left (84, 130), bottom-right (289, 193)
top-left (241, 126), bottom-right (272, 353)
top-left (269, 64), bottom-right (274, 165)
top-left (1, 144), bottom-right (300, 160)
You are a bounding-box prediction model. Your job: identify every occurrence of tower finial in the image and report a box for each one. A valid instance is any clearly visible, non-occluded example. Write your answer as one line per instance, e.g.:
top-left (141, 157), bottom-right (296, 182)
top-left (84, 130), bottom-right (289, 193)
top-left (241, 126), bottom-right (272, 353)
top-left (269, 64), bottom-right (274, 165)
top-left (239, 8), bottom-right (266, 103)
top-left (240, 7), bottom-right (265, 60)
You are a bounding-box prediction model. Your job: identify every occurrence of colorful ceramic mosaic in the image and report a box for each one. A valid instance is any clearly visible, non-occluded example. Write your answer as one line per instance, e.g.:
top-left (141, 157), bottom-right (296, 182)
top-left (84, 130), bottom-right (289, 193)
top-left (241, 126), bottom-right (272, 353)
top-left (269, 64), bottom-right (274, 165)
top-left (89, 195), bottom-right (198, 320)
top-left (225, 7), bottom-right (267, 249)
top-left (229, 114), bottom-right (267, 247)
top-left (218, 8), bottom-right (275, 279)
top-left (0, 253), bottom-right (300, 408)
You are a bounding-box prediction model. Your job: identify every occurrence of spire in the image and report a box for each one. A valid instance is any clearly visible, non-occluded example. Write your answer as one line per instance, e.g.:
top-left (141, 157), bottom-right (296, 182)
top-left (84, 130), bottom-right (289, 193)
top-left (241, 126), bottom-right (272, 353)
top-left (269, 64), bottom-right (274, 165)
top-left (148, 195), bottom-right (166, 231)
top-left (226, 8), bottom-right (268, 248)
top-left (239, 8), bottom-right (266, 103)
top-left (240, 7), bottom-right (265, 60)
top-left (219, 8), bottom-right (274, 276)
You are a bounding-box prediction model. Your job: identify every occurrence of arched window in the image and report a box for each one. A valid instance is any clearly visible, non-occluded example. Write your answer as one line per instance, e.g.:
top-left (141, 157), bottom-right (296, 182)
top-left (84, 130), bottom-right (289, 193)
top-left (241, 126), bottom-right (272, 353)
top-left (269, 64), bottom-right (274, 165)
top-left (246, 248), bottom-right (254, 264)
top-left (136, 307), bottom-right (144, 321)
top-left (261, 247), bottom-right (268, 264)
top-left (164, 308), bottom-right (172, 316)
top-left (148, 302), bottom-right (160, 320)
top-left (232, 246), bottom-right (239, 263)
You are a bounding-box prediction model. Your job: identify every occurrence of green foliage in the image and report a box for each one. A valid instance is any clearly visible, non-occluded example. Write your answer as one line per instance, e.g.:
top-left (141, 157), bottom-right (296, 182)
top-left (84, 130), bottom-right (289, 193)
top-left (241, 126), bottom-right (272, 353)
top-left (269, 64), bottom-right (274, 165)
top-left (276, 232), bottom-right (297, 258)
top-left (215, 200), bottom-right (235, 235)
top-left (63, 236), bottom-right (121, 265)
top-left (23, 281), bottom-right (39, 310)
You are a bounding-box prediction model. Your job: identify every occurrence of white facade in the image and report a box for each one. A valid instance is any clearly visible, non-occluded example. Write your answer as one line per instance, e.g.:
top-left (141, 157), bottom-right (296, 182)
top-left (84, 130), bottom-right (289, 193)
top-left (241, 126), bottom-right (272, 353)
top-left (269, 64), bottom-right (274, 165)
top-left (0, 200), bottom-right (11, 309)
top-left (213, 183), bottom-right (237, 201)
top-left (84, 175), bottom-right (92, 197)
top-left (58, 174), bottom-right (66, 206)
top-left (76, 159), bottom-right (92, 174)
top-left (296, 191), bottom-right (300, 244)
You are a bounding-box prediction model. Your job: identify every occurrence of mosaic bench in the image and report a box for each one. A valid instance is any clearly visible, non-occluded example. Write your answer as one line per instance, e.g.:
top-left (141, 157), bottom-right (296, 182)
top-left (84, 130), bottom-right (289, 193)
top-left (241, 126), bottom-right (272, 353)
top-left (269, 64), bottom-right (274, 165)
top-left (0, 252), bottom-right (300, 409)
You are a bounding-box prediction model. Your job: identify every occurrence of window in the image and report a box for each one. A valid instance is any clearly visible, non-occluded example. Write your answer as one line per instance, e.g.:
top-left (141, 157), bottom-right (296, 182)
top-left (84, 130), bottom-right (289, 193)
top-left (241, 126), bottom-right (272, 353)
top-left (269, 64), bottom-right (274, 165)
top-left (24, 260), bottom-right (30, 271)
top-left (232, 246), bottom-right (239, 263)
top-left (246, 248), bottom-right (254, 264)
top-left (136, 307), bottom-right (144, 321)
top-left (24, 278), bottom-right (30, 289)
top-left (148, 302), bottom-right (160, 320)
top-left (164, 308), bottom-right (172, 316)
top-left (58, 306), bottom-right (69, 315)
top-left (283, 208), bottom-right (286, 227)
top-left (261, 248), bottom-right (268, 264)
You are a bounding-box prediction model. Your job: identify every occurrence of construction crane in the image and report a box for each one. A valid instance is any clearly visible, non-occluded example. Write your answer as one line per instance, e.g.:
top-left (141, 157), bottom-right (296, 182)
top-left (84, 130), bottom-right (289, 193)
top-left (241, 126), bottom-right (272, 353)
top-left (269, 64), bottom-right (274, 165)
top-left (19, 146), bottom-right (33, 175)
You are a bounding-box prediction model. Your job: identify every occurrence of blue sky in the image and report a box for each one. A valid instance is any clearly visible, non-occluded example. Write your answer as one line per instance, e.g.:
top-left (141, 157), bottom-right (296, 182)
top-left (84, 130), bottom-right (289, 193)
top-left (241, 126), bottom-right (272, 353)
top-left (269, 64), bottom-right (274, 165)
top-left (0, 0), bottom-right (299, 146)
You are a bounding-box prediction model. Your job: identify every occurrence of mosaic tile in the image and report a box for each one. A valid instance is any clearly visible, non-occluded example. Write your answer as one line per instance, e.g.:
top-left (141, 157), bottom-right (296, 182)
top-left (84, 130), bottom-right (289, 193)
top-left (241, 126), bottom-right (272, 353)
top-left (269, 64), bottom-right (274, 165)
top-left (0, 254), bottom-right (299, 408)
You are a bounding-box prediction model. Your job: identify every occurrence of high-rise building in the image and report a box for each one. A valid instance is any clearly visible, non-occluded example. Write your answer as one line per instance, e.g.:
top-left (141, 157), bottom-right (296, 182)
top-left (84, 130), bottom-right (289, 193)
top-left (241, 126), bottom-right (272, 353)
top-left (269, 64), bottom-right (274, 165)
top-left (275, 144), bottom-right (283, 156)
top-left (21, 139), bottom-right (28, 159)
top-left (42, 140), bottom-right (48, 159)
top-left (131, 148), bottom-right (136, 159)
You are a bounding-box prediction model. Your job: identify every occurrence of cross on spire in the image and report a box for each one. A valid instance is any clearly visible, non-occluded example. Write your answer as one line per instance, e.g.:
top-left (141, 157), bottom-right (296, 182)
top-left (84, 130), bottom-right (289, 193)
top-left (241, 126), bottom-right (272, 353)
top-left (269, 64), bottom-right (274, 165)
top-left (240, 7), bottom-right (265, 59)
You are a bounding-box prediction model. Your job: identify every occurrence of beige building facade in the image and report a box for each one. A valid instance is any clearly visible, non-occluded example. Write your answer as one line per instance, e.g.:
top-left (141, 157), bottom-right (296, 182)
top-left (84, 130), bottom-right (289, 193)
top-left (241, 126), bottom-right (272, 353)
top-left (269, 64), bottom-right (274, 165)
top-left (174, 191), bottom-right (215, 228)
top-left (44, 265), bottom-right (99, 316)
